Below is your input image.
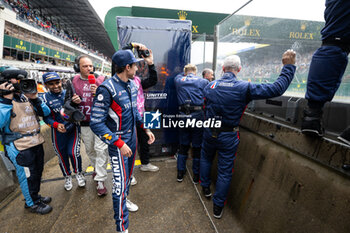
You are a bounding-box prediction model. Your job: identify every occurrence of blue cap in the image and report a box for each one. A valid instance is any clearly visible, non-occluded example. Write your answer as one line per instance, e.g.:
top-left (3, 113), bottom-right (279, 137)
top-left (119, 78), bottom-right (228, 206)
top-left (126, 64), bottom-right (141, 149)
top-left (43, 72), bottom-right (60, 83)
top-left (112, 49), bottom-right (142, 67)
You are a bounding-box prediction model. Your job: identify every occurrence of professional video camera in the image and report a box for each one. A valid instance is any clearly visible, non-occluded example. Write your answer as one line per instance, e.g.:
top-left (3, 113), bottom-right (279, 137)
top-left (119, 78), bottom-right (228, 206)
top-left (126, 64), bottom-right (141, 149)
top-left (0, 67), bottom-right (37, 96)
top-left (61, 79), bottom-right (84, 123)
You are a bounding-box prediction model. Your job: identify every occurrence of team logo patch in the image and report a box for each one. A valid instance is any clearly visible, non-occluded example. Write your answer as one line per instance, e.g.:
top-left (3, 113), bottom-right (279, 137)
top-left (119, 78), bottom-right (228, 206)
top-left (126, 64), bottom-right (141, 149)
top-left (103, 134), bottom-right (112, 140)
top-left (210, 82), bottom-right (218, 89)
top-left (60, 108), bottom-right (69, 119)
top-left (97, 94), bottom-right (104, 101)
top-left (144, 110), bottom-right (161, 129)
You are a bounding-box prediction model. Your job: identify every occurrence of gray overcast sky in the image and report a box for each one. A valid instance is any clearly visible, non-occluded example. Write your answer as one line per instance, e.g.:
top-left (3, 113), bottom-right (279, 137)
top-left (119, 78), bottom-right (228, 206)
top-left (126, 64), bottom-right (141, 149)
top-left (88, 0), bottom-right (325, 23)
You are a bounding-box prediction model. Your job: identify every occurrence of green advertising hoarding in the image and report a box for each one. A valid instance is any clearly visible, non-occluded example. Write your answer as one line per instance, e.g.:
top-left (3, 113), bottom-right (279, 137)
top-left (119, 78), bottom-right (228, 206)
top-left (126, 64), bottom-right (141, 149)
top-left (3, 35), bottom-right (30, 51)
top-left (3, 35), bottom-right (75, 61)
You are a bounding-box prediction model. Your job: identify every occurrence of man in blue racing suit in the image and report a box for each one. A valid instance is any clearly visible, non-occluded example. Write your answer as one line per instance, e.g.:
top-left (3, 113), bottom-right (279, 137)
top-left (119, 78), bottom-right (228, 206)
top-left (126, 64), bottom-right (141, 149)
top-left (174, 64), bottom-right (209, 183)
top-left (200, 50), bottom-right (296, 219)
top-left (90, 49), bottom-right (155, 233)
top-left (41, 72), bottom-right (85, 191)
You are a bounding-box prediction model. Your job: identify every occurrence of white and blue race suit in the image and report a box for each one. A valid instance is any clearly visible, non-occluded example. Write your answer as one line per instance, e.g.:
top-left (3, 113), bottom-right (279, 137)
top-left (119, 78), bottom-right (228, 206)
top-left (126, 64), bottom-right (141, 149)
top-left (90, 75), bottom-right (144, 232)
top-left (41, 90), bottom-right (82, 177)
top-left (200, 64), bottom-right (296, 208)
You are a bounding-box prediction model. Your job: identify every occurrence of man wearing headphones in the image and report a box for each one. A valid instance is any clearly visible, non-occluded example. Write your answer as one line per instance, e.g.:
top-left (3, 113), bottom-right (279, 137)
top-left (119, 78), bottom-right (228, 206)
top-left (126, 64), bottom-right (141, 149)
top-left (72, 55), bottom-right (109, 196)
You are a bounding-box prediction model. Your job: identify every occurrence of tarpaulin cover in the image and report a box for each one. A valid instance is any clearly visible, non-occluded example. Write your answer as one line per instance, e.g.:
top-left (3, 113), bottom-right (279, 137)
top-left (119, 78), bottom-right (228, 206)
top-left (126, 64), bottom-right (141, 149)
top-left (116, 16), bottom-right (192, 156)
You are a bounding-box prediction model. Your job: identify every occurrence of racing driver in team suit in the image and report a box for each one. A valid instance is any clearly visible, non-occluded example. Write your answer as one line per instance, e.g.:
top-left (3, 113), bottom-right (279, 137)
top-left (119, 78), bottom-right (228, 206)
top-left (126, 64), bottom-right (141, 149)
top-left (200, 49), bottom-right (296, 219)
top-left (90, 49), bottom-right (155, 233)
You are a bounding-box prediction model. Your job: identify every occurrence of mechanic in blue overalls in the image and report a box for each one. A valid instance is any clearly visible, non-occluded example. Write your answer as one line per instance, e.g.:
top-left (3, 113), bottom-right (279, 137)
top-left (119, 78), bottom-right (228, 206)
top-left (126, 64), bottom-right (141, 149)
top-left (174, 64), bottom-right (209, 183)
top-left (200, 50), bottom-right (296, 219)
top-left (301, 0), bottom-right (350, 144)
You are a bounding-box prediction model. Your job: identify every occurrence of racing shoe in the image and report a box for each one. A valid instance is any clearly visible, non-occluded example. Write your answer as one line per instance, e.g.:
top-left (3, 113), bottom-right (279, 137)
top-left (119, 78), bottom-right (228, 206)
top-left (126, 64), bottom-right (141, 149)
top-left (76, 172), bottom-right (86, 187)
top-left (64, 175), bottom-right (73, 191)
top-left (140, 163), bottom-right (159, 172)
top-left (126, 198), bottom-right (139, 212)
top-left (117, 229), bottom-right (128, 233)
top-left (202, 186), bottom-right (212, 198)
top-left (177, 170), bottom-right (186, 182)
top-left (131, 175), bottom-right (137, 186)
top-left (338, 127), bottom-right (350, 146)
top-left (29, 202), bottom-right (52, 215)
top-left (192, 173), bottom-right (199, 184)
top-left (213, 204), bottom-right (224, 219)
top-left (97, 181), bottom-right (107, 196)
top-left (301, 108), bottom-right (324, 137)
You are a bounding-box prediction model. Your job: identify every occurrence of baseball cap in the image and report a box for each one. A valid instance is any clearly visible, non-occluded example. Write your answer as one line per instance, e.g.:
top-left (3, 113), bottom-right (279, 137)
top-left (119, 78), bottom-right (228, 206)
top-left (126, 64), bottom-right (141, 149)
top-left (112, 49), bottom-right (142, 67)
top-left (43, 72), bottom-right (60, 83)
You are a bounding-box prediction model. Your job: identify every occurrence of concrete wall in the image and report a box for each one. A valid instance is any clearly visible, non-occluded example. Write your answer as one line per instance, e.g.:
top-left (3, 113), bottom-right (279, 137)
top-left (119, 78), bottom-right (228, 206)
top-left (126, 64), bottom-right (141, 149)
top-left (220, 128), bottom-right (350, 233)
top-left (0, 124), bottom-right (55, 203)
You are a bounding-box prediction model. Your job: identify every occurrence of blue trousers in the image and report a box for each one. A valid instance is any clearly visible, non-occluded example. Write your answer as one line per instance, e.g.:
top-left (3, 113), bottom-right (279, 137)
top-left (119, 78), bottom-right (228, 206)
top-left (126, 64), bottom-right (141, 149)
top-left (51, 127), bottom-right (81, 177)
top-left (200, 129), bottom-right (239, 207)
top-left (306, 45), bottom-right (348, 107)
top-left (5, 146), bottom-right (34, 207)
top-left (177, 111), bottom-right (204, 174)
top-left (109, 140), bottom-right (136, 232)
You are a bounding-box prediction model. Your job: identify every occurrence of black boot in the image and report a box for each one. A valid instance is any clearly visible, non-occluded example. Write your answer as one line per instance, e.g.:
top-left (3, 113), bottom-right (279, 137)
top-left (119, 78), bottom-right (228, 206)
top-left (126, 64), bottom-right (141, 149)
top-left (342, 164), bottom-right (350, 171)
top-left (202, 186), bottom-right (212, 198)
top-left (338, 127), bottom-right (350, 145)
top-left (192, 173), bottom-right (199, 184)
top-left (213, 203), bottom-right (224, 219)
top-left (177, 170), bottom-right (186, 182)
top-left (301, 108), bottom-right (324, 137)
top-left (29, 202), bottom-right (52, 215)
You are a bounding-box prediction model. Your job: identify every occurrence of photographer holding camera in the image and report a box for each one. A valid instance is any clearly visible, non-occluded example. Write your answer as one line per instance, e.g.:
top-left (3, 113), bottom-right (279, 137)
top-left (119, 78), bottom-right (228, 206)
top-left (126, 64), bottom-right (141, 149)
top-left (122, 42), bottom-right (159, 182)
top-left (0, 67), bottom-right (52, 215)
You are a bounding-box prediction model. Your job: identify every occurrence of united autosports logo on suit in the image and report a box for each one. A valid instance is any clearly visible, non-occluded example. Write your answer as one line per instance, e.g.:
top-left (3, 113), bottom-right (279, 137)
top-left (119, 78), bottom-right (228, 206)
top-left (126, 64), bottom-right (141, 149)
top-left (144, 110), bottom-right (161, 129)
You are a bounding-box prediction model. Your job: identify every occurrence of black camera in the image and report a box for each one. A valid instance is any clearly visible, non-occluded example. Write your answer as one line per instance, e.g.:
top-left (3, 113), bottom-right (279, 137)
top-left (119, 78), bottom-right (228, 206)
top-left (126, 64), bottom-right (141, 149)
top-left (137, 48), bottom-right (150, 58)
top-left (19, 79), bottom-right (37, 94)
top-left (0, 68), bottom-right (37, 94)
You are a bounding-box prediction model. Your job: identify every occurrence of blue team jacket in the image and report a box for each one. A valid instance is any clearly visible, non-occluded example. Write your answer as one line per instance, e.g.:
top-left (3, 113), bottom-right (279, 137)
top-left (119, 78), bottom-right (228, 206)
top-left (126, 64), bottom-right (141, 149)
top-left (41, 90), bottom-right (75, 132)
top-left (90, 75), bottom-right (143, 149)
top-left (174, 73), bottom-right (209, 106)
top-left (204, 64), bottom-right (296, 127)
top-left (321, 0), bottom-right (350, 41)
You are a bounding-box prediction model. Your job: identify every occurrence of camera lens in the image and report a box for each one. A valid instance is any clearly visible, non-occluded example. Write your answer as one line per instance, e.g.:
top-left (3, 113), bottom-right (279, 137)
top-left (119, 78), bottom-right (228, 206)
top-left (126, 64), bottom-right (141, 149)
top-left (20, 80), bottom-right (37, 93)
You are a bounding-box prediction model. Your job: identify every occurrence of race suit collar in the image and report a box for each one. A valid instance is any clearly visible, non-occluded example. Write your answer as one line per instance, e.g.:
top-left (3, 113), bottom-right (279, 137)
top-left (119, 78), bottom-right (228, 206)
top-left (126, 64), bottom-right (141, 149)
top-left (222, 72), bottom-right (237, 81)
top-left (113, 74), bottom-right (130, 87)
